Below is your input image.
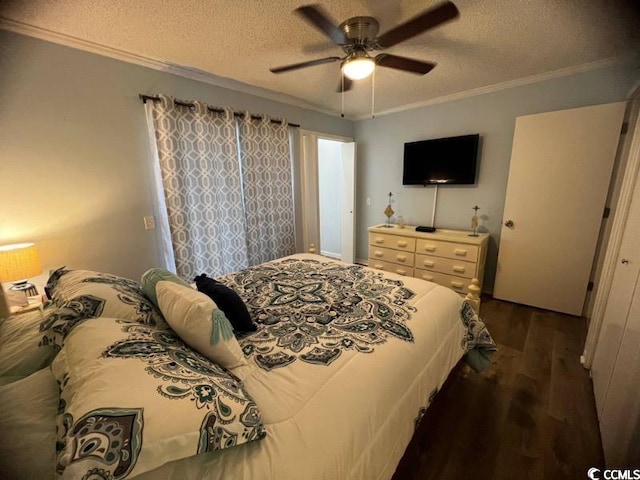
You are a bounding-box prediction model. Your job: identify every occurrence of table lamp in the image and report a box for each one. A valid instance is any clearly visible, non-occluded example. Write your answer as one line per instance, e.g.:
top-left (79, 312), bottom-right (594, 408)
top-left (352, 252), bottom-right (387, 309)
top-left (0, 243), bottom-right (43, 319)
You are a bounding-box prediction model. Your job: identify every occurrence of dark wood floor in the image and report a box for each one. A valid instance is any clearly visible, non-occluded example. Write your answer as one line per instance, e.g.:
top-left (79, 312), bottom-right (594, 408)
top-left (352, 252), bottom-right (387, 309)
top-left (393, 296), bottom-right (603, 480)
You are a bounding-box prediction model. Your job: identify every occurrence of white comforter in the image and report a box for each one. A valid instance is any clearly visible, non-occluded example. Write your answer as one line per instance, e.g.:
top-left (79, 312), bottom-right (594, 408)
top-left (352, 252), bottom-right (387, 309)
top-left (136, 254), bottom-right (468, 480)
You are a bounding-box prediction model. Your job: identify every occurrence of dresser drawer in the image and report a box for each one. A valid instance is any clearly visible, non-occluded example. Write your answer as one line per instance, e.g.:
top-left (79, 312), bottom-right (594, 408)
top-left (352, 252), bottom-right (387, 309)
top-left (414, 269), bottom-right (470, 294)
top-left (369, 260), bottom-right (414, 277)
top-left (415, 238), bottom-right (479, 262)
top-left (415, 254), bottom-right (476, 279)
top-left (369, 246), bottom-right (415, 266)
top-left (369, 233), bottom-right (416, 252)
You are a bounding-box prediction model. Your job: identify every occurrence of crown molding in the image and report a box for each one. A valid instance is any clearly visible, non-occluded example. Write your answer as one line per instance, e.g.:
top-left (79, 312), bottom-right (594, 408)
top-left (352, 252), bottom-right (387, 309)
top-left (2, 18), bottom-right (632, 123)
top-left (354, 57), bottom-right (625, 120)
top-left (0, 18), bottom-right (340, 118)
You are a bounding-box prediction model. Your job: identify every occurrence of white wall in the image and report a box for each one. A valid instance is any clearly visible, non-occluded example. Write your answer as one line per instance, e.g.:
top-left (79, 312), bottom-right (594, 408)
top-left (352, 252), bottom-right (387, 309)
top-left (0, 30), bottom-right (353, 281)
top-left (354, 63), bottom-right (639, 292)
top-left (318, 139), bottom-right (343, 258)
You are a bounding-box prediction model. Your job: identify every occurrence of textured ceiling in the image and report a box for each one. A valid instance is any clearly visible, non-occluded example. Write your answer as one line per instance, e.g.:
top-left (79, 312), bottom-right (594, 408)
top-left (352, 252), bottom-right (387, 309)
top-left (2, 0), bottom-right (639, 118)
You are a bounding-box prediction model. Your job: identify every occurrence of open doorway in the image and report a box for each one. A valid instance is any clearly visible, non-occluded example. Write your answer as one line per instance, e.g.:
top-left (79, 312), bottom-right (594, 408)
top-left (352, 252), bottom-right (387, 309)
top-left (300, 131), bottom-right (356, 263)
top-left (318, 139), bottom-right (344, 259)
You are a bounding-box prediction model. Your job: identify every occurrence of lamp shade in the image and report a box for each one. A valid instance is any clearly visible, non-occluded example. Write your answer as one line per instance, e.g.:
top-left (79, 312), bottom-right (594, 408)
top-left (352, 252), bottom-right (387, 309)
top-left (0, 243), bottom-right (43, 283)
top-left (342, 52), bottom-right (375, 81)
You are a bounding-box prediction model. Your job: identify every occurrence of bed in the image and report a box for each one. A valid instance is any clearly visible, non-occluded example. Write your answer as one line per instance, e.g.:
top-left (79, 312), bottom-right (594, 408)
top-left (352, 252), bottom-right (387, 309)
top-left (0, 253), bottom-right (495, 480)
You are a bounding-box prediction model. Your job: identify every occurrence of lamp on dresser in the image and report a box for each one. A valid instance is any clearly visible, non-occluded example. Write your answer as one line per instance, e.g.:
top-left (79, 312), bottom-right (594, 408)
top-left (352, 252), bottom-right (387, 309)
top-left (0, 242), bottom-right (43, 319)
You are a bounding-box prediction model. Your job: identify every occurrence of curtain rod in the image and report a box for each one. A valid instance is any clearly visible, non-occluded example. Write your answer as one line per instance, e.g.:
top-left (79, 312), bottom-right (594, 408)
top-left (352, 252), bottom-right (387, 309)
top-left (139, 94), bottom-right (300, 128)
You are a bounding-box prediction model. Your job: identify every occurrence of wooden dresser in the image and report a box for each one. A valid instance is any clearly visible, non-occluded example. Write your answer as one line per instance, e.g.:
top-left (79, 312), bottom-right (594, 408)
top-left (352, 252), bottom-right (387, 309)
top-left (367, 225), bottom-right (489, 294)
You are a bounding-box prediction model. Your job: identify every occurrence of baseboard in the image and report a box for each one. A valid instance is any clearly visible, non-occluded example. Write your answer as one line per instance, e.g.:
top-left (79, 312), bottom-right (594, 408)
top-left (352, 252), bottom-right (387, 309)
top-left (321, 250), bottom-right (341, 260)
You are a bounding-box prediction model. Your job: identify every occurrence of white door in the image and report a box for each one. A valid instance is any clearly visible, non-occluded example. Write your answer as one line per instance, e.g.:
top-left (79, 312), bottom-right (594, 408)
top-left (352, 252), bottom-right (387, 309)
top-left (494, 102), bottom-right (626, 315)
top-left (300, 131), bottom-right (356, 261)
top-left (341, 142), bottom-right (356, 264)
top-left (300, 132), bottom-right (320, 253)
top-left (591, 167), bottom-right (640, 466)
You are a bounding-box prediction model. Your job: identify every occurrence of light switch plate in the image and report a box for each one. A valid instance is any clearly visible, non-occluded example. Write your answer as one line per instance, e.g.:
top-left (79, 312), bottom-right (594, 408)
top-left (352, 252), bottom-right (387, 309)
top-left (143, 216), bottom-right (156, 230)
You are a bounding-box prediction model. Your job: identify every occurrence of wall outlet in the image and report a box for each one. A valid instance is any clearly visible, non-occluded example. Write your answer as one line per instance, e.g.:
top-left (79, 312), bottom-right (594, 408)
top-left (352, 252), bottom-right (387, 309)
top-left (143, 216), bottom-right (156, 230)
top-left (366, 197), bottom-right (371, 205)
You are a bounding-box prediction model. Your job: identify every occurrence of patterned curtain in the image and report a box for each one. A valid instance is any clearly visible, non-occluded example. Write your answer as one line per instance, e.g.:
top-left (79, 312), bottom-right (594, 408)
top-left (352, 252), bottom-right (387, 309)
top-left (238, 114), bottom-right (296, 265)
top-left (148, 95), bottom-right (249, 279)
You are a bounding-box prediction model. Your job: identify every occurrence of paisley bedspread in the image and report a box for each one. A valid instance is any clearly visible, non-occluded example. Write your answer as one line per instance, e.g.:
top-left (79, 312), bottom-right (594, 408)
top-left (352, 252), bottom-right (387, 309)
top-left (136, 254), bottom-right (494, 480)
top-left (219, 257), bottom-right (418, 370)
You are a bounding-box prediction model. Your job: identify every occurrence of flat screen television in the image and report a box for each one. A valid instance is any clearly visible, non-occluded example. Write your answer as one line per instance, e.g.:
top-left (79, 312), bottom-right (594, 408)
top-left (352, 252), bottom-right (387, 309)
top-left (403, 134), bottom-right (480, 185)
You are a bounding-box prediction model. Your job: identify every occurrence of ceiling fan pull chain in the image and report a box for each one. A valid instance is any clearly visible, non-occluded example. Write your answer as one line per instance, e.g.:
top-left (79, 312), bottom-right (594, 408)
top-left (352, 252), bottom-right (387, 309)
top-left (371, 67), bottom-right (376, 119)
top-left (341, 75), bottom-right (345, 118)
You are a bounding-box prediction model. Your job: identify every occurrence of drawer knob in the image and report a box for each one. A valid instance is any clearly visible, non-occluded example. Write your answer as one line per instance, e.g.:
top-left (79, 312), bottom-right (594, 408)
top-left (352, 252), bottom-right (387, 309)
top-left (423, 260), bottom-right (435, 268)
top-left (374, 237), bottom-right (384, 244)
top-left (397, 255), bottom-right (407, 262)
top-left (423, 245), bottom-right (436, 252)
top-left (422, 274), bottom-right (434, 281)
top-left (374, 264), bottom-right (384, 269)
top-left (396, 269), bottom-right (407, 275)
top-left (451, 281), bottom-right (464, 290)
top-left (397, 241), bottom-right (408, 248)
top-left (453, 266), bottom-right (466, 273)
top-left (374, 251), bottom-right (384, 258)
top-left (454, 249), bottom-right (468, 256)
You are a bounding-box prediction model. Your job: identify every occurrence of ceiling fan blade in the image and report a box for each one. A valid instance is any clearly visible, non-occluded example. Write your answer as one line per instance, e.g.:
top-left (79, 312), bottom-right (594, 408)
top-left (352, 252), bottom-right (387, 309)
top-left (336, 75), bottom-right (353, 93)
top-left (295, 5), bottom-right (348, 45)
top-left (375, 54), bottom-right (436, 75)
top-left (270, 56), bottom-right (342, 74)
top-left (375, 1), bottom-right (459, 48)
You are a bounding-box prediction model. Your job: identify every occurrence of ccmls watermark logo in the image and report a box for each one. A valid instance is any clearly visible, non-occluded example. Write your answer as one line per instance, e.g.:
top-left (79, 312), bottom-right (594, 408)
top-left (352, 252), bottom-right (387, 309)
top-left (588, 468), bottom-right (640, 479)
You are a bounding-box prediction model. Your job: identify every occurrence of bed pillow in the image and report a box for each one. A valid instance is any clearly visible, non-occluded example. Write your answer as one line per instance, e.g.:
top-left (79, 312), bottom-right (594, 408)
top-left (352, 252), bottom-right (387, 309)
top-left (44, 267), bottom-right (164, 327)
top-left (156, 281), bottom-right (247, 369)
top-left (194, 274), bottom-right (257, 333)
top-left (40, 298), bottom-right (106, 351)
top-left (0, 305), bottom-right (57, 385)
top-left (140, 267), bottom-right (191, 307)
top-left (0, 367), bottom-right (58, 479)
top-left (52, 318), bottom-right (265, 479)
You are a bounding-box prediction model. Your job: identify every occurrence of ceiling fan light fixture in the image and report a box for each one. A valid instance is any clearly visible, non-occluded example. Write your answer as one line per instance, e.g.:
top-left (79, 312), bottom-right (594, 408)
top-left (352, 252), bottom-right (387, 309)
top-left (342, 53), bottom-right (375, 80)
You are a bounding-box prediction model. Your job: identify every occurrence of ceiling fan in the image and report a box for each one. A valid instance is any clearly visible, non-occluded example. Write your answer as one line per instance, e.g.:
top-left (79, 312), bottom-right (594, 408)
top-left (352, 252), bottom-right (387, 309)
top-left (270, 1), bottom-right (460, 92)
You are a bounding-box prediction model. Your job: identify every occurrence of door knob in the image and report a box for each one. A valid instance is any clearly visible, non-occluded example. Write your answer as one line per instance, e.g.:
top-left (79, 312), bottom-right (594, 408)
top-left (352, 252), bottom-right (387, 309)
top-left (621, 259), bottom-right (630, 265)
top-left (504, 220), bottom-right (514, 228)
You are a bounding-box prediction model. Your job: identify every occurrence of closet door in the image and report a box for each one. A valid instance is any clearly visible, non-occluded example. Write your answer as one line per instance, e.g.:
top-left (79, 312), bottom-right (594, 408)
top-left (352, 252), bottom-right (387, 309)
top-left (493, 102), bottom-right (626, 315)
top-left (591, 167), bottom-right (640, 467)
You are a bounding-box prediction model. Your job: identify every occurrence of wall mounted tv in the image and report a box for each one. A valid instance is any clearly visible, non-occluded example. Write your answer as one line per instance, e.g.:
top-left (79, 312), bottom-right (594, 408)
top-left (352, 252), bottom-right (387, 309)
top-left (403, 134), bottom-right (480, 185)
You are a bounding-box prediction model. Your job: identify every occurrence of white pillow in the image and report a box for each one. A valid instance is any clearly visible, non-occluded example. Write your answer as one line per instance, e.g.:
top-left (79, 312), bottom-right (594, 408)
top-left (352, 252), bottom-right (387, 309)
top-left (41, 269), bottom-right (166, 351)
top-left (156, 281), bottom-right (246, 369)
top-left (44, 268), bottom-right (165, 327)
top-left (0, 368), bottom-right (58, 479)
top-left (53, 318), bottom-right (265, 479)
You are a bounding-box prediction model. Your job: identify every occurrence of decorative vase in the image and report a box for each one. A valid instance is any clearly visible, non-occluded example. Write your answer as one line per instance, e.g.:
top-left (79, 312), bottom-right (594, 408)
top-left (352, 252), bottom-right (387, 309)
top-left (383, 192), bottom-right (394, 228)
top-left (469, 205), bottom-right (480, 237)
